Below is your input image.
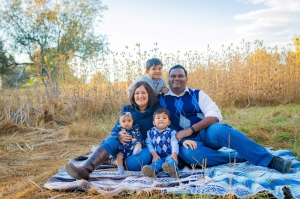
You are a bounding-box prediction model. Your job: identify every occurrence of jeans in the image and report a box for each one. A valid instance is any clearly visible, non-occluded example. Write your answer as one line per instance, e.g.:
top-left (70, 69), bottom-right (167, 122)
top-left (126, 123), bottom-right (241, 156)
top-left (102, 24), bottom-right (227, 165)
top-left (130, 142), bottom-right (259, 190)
top-left (148, 154), bottom-right (178, 174)
top-left (179, 123), bottom-right (273, 167)
top-left (100, 136), bottom-right (151, 171)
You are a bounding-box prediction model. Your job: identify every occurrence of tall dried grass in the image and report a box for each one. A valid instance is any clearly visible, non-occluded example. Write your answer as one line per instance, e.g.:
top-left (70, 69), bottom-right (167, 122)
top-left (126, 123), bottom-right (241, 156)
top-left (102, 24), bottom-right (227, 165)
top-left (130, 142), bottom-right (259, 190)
top-left (1, 40), bottom-right (299, 129)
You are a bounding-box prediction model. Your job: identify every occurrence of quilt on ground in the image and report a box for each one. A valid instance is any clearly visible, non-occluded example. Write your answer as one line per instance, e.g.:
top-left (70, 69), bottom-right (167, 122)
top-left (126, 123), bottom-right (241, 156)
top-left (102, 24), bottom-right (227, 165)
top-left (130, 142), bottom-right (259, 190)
top-left (44, 148), bottom-right (300, 198)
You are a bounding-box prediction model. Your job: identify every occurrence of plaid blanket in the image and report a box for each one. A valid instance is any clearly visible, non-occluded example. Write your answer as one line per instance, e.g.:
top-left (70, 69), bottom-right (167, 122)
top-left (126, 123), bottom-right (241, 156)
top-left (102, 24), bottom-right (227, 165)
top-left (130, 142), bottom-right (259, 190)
top-left (44, 148), bottom-right (300, 198)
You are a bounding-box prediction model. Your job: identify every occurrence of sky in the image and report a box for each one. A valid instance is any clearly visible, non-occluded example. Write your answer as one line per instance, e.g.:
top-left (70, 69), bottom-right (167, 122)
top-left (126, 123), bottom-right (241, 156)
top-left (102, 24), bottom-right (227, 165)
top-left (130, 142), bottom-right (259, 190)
top-left (97, 0), bottom-right (300, 54)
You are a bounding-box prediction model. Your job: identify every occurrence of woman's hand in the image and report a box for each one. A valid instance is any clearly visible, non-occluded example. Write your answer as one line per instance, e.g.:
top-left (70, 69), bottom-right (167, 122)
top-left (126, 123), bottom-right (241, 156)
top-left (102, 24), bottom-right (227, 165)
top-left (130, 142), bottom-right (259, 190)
top-left (176, 128), bottom-right (193, 142)
top-left (183, 140), bottom-right (197, 150)
top-left (119, 130), bottom-right (132, 144)
top-left (170, 152), bottom-right (178, 163)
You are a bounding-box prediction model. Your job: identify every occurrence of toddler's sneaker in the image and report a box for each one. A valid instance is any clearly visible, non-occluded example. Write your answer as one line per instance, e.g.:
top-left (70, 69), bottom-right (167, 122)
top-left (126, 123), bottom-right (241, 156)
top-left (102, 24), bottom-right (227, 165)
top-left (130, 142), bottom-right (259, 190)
top-left (162, 162), bottom-right (178, 178)
top-left (142, 165), bottom-right (156, 178)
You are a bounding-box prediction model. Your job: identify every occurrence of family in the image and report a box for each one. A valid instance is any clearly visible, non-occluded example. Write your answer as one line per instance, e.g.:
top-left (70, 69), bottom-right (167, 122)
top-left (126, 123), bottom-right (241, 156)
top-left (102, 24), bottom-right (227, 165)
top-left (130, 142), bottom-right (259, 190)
top-left (65, 58), bottom-right (292, 180)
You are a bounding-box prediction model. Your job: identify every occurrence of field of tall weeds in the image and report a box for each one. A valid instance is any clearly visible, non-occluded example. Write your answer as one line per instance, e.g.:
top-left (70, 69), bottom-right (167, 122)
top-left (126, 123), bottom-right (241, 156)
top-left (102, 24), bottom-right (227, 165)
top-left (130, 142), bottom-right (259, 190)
top-left (0, 40), bottom-right (300, 198)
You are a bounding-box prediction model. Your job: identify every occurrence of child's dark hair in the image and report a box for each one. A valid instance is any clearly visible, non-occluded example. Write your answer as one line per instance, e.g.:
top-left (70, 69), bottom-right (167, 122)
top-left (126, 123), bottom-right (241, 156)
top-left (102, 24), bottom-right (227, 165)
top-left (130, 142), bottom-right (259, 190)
top-left (146, 58), bottom-right (163, 70)
top-left (153, 108), bottom-right (170, 120)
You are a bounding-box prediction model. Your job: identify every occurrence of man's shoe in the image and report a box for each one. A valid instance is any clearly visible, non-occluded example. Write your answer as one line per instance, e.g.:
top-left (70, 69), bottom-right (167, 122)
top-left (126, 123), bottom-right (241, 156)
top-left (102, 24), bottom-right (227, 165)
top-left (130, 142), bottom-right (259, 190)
top-left (142, 165), bottom-right (156, 178)
top-left (162, 162), bottom-right (178, 178)
top-left (267, 156), bottom-right (292, 173)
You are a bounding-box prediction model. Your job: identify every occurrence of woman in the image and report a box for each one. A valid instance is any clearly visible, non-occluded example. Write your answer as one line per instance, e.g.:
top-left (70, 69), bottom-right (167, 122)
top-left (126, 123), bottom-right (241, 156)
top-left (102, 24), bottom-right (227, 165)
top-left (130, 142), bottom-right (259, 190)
top-left (65, 81), bottom-right (162, 180)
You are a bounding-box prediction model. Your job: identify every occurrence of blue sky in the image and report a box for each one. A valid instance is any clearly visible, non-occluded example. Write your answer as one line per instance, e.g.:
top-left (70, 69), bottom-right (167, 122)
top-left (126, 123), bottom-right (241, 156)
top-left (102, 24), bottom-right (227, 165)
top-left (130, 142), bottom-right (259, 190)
top-left (97, 0), bottom-right (300, 54)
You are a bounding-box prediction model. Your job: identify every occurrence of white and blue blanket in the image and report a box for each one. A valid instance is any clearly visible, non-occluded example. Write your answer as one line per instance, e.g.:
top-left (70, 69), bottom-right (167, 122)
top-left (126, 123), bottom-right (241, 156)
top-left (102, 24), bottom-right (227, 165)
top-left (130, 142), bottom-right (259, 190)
top-left (44, 148), bottom-right (300, 198)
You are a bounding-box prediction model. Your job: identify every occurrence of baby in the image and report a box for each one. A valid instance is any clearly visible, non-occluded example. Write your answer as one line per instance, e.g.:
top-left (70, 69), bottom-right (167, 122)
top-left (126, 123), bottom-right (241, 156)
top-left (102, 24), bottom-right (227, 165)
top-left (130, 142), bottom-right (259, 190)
top-left (127, 58), bottom-right (168, 97)
top-left (111, 112), bottom-right (142, 174)
top-left (142, 108), bottom-right (179, 178)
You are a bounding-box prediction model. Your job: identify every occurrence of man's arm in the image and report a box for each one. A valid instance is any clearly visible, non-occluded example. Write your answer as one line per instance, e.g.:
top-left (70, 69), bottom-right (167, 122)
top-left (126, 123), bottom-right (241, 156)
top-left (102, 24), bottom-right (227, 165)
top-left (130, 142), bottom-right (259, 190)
top-left (176, 90), bottom-right (221, 142)
top-left (176, 117), bottom-right (218, 142)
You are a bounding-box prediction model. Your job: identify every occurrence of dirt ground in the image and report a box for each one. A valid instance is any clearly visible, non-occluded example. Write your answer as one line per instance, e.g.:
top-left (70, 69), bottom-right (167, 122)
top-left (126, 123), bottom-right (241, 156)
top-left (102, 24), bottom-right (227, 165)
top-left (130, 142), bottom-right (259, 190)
top-left (0, 123), bottom-right (113, 199)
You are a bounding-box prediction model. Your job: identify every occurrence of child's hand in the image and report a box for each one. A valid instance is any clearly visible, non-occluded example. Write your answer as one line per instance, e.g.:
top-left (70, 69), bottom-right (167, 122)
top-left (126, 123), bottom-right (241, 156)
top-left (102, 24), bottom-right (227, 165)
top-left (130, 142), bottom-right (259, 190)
top-left (152, 153), bottom-right (160, 162)
top-left (132, 138), bottom-right (137, 143)
top-left (135, 142), bottom-right (142, 148)
top-left (161, 87), bottom-right (169, 94)
top-left (170, 152), bottom-right (178, 163)
top-left (183, 140), bottom-right (197, 150)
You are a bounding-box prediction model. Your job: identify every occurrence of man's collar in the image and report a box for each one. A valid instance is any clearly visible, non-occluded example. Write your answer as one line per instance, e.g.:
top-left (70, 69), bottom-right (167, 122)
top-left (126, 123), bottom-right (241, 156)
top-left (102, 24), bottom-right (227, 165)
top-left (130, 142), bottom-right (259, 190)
top-left (165, 87), bottom-right (190, 97)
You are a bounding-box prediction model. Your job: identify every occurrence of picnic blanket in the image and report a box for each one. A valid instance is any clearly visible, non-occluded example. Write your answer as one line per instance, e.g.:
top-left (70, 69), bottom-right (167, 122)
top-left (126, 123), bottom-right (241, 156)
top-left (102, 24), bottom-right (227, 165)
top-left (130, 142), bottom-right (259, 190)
top-left (44, 148), bottom-right (300, 198)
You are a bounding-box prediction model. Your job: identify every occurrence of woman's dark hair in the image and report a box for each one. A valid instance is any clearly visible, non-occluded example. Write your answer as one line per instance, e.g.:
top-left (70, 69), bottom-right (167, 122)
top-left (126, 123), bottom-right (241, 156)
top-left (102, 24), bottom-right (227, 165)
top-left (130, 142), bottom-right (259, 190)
top-left (129, 81), bottom-right (159, 110)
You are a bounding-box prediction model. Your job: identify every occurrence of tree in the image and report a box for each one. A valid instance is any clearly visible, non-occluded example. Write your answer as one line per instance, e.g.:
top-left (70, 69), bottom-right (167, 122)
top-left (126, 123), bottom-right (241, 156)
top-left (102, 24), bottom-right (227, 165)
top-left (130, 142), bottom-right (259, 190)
top-left (0, 40), bottom-right (14, 76)
top-left (0, 0), bottom-right (108, 97)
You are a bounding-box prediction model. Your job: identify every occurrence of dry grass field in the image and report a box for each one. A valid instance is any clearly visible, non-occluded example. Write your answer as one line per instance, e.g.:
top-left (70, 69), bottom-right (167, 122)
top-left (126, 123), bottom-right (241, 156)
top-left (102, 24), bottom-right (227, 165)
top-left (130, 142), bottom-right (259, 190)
top-left (1, 41), bottom-right (300, 198)
top-left (1, 104), bottom-right (299, 199)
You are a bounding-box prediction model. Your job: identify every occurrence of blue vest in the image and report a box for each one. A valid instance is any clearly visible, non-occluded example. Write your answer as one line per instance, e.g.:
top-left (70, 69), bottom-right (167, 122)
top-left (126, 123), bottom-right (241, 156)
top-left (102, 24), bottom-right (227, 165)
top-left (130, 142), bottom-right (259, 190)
top-left (148, 127), bottom-right (172, 158)
top-left (159, 89), bottom-right (204, 131)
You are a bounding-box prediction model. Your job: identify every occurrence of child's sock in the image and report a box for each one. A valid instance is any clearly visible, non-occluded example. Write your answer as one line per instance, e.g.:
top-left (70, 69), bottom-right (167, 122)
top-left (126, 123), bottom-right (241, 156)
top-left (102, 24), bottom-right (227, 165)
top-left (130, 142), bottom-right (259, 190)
top-left (118, 166), bottom-right (124, 174)
top-left (133, 147), bottom-right (142, 155)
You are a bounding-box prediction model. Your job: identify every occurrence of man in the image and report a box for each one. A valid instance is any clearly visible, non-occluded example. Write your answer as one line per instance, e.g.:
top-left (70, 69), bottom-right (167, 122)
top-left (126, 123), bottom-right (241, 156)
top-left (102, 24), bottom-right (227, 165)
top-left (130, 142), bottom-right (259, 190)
top-left (158, 64), bottom-right (292, 173)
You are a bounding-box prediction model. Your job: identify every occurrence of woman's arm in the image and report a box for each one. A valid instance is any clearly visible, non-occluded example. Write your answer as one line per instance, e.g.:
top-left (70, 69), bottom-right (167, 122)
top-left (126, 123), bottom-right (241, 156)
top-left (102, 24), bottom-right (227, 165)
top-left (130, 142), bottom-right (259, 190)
top-left (110, 126), bottom-right (122, 139)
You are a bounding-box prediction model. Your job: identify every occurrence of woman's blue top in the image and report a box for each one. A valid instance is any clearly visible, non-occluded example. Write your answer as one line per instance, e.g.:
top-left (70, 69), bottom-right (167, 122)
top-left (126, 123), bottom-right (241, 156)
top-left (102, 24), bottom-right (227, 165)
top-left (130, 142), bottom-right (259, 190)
top-left (110, 104), bottom-right (162, 141)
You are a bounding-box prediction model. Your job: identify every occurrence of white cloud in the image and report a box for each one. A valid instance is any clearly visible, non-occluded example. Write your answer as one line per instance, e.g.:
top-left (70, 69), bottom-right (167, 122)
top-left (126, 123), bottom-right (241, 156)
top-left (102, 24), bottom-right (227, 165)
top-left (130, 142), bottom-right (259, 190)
top-left (233, 0), bottom-right (300, 47)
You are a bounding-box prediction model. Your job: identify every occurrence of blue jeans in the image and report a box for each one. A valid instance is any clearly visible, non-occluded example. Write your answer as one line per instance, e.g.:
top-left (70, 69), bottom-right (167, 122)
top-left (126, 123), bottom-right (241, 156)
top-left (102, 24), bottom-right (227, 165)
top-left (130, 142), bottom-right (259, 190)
top-left (179, 123), bottom-right (273, 167)
top-left (100, 136), bottom-right (152, 171)
top-left (148, 154), bottom-right (178, 174)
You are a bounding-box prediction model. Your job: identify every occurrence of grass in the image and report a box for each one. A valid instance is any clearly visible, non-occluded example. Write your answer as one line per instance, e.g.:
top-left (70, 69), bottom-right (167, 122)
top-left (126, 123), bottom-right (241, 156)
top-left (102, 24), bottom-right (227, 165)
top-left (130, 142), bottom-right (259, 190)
top-left (0, 104), bottom-right (299, 199)
top-left (1, 39), bottom-right (300, 198)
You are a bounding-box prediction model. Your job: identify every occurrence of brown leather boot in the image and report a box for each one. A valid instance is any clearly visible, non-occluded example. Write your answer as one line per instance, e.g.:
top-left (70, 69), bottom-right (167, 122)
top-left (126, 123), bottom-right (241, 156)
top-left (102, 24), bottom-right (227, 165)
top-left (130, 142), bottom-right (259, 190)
top-left (65, 146), bottom-right (108, 180)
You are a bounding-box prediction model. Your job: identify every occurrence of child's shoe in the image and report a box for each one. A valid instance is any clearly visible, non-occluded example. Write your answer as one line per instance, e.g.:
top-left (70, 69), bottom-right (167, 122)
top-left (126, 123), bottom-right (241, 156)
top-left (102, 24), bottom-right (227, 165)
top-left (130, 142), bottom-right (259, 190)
top-left (142, 165), bottom-right (156, 178)
top-left (162, 162), bottom-right (178, 178)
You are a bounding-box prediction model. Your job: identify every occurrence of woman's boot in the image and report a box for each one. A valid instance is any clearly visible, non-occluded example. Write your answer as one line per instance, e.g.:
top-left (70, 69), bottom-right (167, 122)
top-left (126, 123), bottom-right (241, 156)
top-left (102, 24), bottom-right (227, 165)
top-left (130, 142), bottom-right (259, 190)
top-left (65, 146), bottom-right (108, 180)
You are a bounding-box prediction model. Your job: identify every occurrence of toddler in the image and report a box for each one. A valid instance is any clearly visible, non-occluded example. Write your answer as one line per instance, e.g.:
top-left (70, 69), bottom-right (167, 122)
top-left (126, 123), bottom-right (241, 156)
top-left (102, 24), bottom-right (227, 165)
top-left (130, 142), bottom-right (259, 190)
top-left (127, 58), bottom-right (168, 97)
top-left (142, 108), bottom-right (179, 178)
top-left (111, 112), bottom-right (142, 174)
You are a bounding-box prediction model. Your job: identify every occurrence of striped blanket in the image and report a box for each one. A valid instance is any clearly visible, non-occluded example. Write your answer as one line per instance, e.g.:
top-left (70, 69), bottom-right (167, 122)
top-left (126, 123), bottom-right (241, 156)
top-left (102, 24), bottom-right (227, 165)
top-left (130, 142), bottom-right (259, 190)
top-left (44, 148), bottom-right (300, 198)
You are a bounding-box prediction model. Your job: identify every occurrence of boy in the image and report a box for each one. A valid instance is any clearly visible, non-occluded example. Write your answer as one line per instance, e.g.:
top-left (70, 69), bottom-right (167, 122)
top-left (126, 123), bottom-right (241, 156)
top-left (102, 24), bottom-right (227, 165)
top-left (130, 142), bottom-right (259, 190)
top-left (142, 108), bottom-right (179, 178)
top-left (127, 58), bottom-right (168, 97)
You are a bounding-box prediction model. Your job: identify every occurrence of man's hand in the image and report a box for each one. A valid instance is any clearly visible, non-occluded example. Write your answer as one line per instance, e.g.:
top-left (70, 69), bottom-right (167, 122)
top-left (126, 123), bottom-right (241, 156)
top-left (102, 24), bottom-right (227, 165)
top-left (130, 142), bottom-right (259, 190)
top-left (151, 152), bottom-right (160, 162)
top-left (183, 140), bottom-right (197, 150)
top-left (119, 130), bottom-right (132, 144)
top-left (169, 152), bottom-right (178, 163)
top-left (176, 128), bottom-right (193, 141)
